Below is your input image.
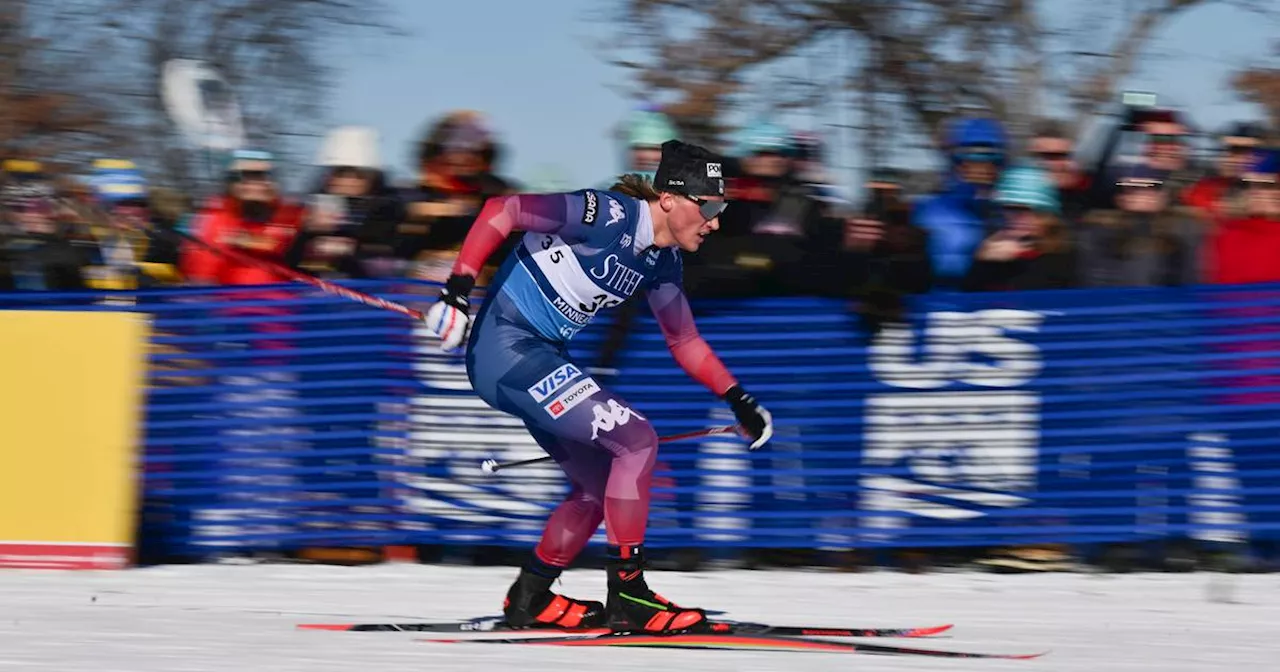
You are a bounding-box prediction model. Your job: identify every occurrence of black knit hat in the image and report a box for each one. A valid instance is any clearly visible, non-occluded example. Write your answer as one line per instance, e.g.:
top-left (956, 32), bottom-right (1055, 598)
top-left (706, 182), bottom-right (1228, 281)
top-left (653, 140), bottom-right (726, 198)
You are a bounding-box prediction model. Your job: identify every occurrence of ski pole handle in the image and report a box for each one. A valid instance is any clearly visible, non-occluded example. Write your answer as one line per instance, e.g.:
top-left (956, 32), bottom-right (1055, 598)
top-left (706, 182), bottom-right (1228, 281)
top-left (478, 424), bottom-right (742, 475)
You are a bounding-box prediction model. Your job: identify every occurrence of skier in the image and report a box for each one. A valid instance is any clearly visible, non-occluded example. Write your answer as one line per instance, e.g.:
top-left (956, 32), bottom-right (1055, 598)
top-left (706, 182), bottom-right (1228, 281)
top-left (424, 139), bottom-right (774, 634)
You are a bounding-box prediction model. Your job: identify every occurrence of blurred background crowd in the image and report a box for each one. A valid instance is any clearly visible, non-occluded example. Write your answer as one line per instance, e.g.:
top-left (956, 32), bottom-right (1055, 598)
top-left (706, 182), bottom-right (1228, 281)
top-left (3, 101), bottom-right (1279, 331)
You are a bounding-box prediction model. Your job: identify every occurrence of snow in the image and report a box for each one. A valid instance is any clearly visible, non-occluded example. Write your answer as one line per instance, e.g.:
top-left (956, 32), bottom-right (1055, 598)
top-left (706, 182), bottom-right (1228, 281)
top-left (1, 563), bottom-right (1277, 671)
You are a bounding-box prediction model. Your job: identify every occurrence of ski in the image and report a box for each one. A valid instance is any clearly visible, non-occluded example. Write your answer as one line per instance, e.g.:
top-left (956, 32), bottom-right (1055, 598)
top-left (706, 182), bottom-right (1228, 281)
top-left (423, 632), bottom-right (1045, 659)
top-left (297, 617), bottom-right (951, 638)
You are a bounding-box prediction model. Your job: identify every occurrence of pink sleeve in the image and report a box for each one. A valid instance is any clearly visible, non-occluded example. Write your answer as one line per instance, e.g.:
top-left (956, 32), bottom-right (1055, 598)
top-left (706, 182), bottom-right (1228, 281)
top-left (647, 282), bottom-right (738, 396)
top-left (451, 194), bottom-right (569, 277)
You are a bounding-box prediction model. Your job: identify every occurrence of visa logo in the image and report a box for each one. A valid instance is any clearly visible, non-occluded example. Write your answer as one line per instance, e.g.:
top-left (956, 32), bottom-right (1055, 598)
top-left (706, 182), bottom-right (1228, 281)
top-left (528, 363), bottom-right (582, 403)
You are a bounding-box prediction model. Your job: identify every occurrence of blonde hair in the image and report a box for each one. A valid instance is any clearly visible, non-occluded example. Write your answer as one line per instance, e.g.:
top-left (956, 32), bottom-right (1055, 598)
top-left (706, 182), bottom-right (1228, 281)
top-left (609, 173), bottom-right (662, 201)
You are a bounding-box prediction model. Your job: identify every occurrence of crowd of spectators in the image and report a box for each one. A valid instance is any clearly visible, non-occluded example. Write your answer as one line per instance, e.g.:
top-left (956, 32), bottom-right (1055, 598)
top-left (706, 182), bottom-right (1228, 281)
top-left (3, 104), bottom-right (1279, 328)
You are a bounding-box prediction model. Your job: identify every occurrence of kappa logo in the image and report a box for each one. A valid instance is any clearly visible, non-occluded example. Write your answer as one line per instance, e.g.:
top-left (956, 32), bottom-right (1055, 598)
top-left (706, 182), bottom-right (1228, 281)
top-left (706, 162), bottom-right (722, 178)
top-left (583, 191), bottom-right (598, 225)
top-left (645, 249), bottom-right (660, 267)
top-left (605, 197), bottom-right (625, 226)
top-left (545, 378), bottom-right (600, 419)
top-left (590, 399), bottom-right (645, 440)
top-left (527, 363), bottom-right (582, 403)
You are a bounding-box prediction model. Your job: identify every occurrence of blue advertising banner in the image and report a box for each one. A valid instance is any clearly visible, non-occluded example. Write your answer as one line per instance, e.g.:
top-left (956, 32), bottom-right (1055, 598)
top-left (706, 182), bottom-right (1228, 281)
top-left (6, 281), bottom-right (1280, 559)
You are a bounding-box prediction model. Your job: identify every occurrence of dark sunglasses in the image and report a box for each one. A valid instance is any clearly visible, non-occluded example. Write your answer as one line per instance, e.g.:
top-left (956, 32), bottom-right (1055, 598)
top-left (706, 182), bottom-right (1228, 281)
top-left (1224, 145), bottom-right (1258, 155)
top-left (957, 151), bottom-right (1004, 164)
top-left (235, 169), bottom-right (273, 182)
top-left (684, 194), bottom-right (727, 220)
top-left (1148, 134), bottom-right (1184, 145)
top-left (1034, 150), bottom-right (1072, 161)
top-left (1243, 176), bottom-right (1279, 189)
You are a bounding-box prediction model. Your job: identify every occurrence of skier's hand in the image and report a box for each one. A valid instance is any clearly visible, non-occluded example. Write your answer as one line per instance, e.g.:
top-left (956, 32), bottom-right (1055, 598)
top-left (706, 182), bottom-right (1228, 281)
top-left (424, 273), bottom-right (475, 351)
top-left (722, 384), bottom-right (773, 450)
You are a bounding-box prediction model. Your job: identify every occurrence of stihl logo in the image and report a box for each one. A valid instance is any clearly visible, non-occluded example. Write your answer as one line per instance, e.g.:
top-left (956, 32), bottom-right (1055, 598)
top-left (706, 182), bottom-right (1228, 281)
top-left (590, 399), bottom-right (645, 440)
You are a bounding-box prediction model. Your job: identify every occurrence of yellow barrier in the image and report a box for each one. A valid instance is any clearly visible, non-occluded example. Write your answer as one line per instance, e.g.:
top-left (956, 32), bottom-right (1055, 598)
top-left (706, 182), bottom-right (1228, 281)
top-left (0, 311), bottom-right (149, 569)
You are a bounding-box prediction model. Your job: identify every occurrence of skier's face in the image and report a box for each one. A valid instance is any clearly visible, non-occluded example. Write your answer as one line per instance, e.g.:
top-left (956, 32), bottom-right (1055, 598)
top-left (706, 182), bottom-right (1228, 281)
top-left (667, 193), bottom-right (725, 252)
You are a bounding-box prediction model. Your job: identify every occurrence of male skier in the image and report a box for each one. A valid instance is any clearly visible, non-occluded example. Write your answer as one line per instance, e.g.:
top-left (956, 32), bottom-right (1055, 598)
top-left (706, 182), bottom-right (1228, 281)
top-left (425, 140), bottom-right (773, 634)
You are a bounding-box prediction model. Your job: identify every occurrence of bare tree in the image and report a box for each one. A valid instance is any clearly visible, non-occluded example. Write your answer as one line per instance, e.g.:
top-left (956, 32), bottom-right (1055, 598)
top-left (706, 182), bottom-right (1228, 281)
top-left (0, 1), bottom-right (133, 169)
top-left (608, 0), bottom-right (1275, 159)
top-left (1, 0), bottom-right (401, 191)
top-left (1231, 41), bottom-right (1280, 132)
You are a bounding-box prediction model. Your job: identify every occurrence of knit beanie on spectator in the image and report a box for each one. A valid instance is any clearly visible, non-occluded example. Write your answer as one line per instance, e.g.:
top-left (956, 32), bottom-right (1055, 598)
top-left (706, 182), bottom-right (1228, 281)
top-left (993, 165), bottom-right (1060, 213)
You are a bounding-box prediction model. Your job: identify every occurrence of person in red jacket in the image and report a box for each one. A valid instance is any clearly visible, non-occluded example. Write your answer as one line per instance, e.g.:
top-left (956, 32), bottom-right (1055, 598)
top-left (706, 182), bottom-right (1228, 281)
top-left (1183, 123), bottom-right (1267, 224)
top-left (1208, 152), bottom-right (1280, 285)
top-left (182, 150), bottom-right (303, 285)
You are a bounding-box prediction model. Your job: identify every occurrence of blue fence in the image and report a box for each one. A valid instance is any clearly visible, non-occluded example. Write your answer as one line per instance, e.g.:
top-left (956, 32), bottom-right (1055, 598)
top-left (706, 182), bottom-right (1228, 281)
top-left (6, 281), bottom-right (1280, 560)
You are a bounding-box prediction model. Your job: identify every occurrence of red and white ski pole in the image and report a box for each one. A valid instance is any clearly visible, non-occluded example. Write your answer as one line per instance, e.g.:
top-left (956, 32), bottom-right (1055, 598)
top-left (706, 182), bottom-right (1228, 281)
top-left (479, 424), bottom-right (742, 475)
top-left (130, 217), bottom-right (427, 321)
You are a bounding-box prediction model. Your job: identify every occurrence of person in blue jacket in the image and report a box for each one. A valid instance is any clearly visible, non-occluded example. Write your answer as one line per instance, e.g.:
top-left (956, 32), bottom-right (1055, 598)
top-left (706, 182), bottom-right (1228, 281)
top-left (912, 117), bottom-right (1009, 288)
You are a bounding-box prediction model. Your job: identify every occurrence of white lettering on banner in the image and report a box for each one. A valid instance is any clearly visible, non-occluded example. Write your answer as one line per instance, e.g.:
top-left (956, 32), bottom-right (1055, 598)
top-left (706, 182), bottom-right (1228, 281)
top-left (606, 197), bottom-right (625, 226)
top-left (589, 254), bottom-right (644, 296)
top-left (1187, 433), bottom-right (1246, 544)
top-left (545, 379), bottom-right (600, 418)
top-left (858, 391), bottom-right (1039, 541)
top-left (590, 399), bottom-right (645, 440)
top-left (868, 309), bottom-right (1044, 389)
top-left (527, 363), bottom-right (581, 403)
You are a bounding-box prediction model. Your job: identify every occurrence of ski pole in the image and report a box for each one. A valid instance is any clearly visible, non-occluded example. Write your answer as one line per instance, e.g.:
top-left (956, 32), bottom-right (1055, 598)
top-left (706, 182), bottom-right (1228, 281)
top-left (479, 424), bottom-right (742, 475)
top-left (126, 216), bottom-right (428, 321)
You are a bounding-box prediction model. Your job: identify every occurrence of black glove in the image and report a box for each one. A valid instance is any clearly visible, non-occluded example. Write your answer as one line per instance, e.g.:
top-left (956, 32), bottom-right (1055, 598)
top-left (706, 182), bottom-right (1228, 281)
top-left (440, 273), bottom-right (475, 311)
top-left (722, 384), bottom-right (773, 450)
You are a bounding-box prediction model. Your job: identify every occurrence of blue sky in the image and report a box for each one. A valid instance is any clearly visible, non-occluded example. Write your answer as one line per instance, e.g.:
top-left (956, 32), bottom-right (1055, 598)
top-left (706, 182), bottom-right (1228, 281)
top-left (317, 0), bottom-right (1277, 193)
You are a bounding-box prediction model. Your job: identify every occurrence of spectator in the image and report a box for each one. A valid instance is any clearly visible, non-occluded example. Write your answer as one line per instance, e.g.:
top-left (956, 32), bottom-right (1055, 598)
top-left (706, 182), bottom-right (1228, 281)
top-left (600, 108), bottom-right (678, 188)
top-left (791, 131), bottom-right (846, 208)
top-left (842, 168), bottom-right (932, 334)
top-left (180, 149), bottom-right (303, 285)
top-left (913, 117), bottom-right (1008, 288)
top-left (1076, 164), bottom-right (1204, 288)
top-left (1183, 122), bottom-right (1268, 222)
top-left (1206, 151), bottom-right (1280, 285)
top-left (398, 110), bottom-right (516, 285)
top-left (0, 190), bottom-right (86, 291)
top-left (1141, 115), bottom-right (1192, 178)
top-left (79, 159), bottom-right (182, 291)
top-left (688, 121), bottom-right (843, 298)
top-left (289, 126), bottom-right (404, 279)
top-left (963, 166), bottom-right (1075, 292)
top-left (1027, 119), bottom-right (1090, 226)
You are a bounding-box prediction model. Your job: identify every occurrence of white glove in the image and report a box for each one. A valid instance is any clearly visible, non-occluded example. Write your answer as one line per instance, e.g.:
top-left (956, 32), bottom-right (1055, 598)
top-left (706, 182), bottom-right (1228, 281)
top-left (425, 274), bottom-right (474, 351)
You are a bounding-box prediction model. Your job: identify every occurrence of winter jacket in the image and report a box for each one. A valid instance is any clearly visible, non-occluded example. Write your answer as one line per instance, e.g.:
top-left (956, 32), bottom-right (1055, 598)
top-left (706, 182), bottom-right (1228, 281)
top-left (181, 196), bottom-right (303, 285)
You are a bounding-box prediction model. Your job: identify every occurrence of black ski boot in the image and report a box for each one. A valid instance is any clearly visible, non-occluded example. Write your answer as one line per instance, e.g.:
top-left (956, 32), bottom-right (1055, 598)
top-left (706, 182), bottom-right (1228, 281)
top-left (503, 566), bottom-right (605, 630)
top-left (605, 545), bottom-right (708, 634)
